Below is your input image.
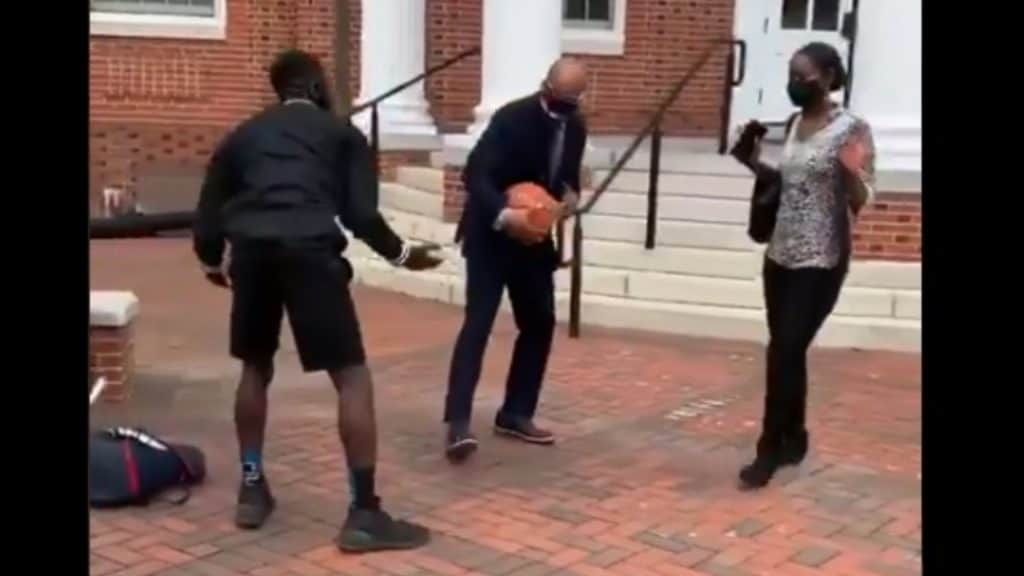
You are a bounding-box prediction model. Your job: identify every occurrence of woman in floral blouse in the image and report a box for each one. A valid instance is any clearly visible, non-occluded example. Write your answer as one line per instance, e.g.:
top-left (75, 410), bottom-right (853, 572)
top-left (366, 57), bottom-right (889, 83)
top-left (738, 42), bottom-right (876, 489)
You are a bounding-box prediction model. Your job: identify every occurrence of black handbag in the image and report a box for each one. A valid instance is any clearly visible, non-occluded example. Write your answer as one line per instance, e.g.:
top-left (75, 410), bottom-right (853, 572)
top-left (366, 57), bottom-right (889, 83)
top-left (733, 114), bottom-right (799, 244)
top-left (747, 167), bottom-right (782, 244)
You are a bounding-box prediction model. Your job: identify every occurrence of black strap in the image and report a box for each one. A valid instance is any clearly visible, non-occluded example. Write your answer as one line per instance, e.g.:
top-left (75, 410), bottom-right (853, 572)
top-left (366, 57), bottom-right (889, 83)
top-left (783, 112), bottom-right (800, 140)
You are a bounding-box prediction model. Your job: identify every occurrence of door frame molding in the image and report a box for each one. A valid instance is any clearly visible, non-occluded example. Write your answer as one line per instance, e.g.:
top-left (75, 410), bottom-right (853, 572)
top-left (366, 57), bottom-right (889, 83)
top-left (730, 0), bottom-right (855, 127)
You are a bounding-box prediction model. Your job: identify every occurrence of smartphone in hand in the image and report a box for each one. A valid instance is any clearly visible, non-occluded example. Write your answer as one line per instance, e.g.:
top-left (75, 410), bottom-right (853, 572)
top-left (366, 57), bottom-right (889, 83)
top-left (730, 121), bottom-right (768, 169)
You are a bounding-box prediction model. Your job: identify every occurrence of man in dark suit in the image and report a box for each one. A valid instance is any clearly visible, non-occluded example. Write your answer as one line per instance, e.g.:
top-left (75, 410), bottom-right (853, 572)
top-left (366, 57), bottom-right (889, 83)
top-left (444, 58), bottom-right (589, 461)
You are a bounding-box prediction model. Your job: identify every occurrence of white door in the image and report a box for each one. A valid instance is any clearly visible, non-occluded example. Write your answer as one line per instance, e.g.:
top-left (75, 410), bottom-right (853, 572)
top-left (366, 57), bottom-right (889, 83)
top-left (752, 0), bottom-right (852, 123)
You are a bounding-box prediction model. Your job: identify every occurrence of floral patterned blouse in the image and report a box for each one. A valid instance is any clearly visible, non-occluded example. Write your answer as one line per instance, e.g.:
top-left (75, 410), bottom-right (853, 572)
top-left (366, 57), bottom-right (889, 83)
top-left (766, 107), bottom-right (875, 269)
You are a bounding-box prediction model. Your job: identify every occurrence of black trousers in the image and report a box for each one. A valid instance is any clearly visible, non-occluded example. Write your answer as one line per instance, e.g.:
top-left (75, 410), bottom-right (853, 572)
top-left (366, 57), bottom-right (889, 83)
top-left (758, 257), bottom-right (847, 456)
top-left (444, 239), bottom-right (557, 424)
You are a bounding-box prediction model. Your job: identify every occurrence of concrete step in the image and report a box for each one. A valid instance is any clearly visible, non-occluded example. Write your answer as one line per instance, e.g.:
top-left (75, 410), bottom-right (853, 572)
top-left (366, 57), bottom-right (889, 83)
top-left (350, 230), bottom-right (917, 321)
top-left (845, 260), bottom-right (921, 290)
top-left (395, 166), bottom-right (444, 195)
top-left (558, 294), bottom-right (920, 352)
top-left (893, 290), bottom-right (920, 320)
top-left (581, 239), bottom-right (762, 280)
top-left (585, 190), bottom-right (748, 224)
top-left (581, 214), bottom-right (756, 252)
top-left (352, 260), bottom-right (461, 304)
top-left (380, 182), bottom-right (442, 219)
top-left (347, 259), bottom-right (919, 352)
top-left (623, 271), bottom-right (900, 318)
top-left (616, 152), bottom-right (750, 177)
top-left (373, 207), bottom-right (921, 293)
top-left (378, 208), bottom-right (458, 247)
top-left (591, 170), bottom-right (753, 200)
top-left (346, 208), bottom-right (460, 274)
top-left (348, 254), bottom-right (921, 352)
top-left (347, 241), bottom-right (464, 276)
top-left (354, 203), bottom-right (921, 350)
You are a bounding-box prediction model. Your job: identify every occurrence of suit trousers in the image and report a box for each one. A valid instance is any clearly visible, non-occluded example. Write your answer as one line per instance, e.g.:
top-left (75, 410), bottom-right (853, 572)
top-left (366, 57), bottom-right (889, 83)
top-left (444, 237), bottom-right (556, 424)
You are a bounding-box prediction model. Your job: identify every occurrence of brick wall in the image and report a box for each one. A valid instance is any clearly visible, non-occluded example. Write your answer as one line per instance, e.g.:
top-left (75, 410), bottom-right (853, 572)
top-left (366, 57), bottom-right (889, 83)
top-left (347, 0), bottom-right (362, 100)
top-left (852, 193), bottom-right (921, 262)
top-left (425, 0), bottom-right (483, 132)
top-left (575, 0), bottom-right (734, 136)
top-left (89, 0), bottom-right (347, 213)
top-left (90, 0), bottom-right (735, 209)
top-left (421, 0), bottom-right (734, 137)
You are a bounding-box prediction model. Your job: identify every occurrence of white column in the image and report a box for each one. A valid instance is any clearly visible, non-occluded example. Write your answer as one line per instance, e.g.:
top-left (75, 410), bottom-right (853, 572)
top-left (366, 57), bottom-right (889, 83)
top-left (848, 0), bottom-right (921, 175)
top-left (354, 0), bottom-right (436, 136)
top-left (467, 0), bottom-right (563, 135)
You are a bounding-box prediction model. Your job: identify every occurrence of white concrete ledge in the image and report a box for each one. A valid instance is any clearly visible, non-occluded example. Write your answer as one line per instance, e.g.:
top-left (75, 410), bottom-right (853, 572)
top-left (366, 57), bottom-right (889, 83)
top-left (380, 183), bottom-right (443, 219)
top-left (375, 133), bottom-right (443, 152)
top-left (90, 291), bottom-right (140, 328)
top-left (396, 166), bottom-right (445, 195)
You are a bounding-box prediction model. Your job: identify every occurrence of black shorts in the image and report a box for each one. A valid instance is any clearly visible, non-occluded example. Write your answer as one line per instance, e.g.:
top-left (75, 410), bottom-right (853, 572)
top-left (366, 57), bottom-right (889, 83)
top-left (228, 238), bottom-right (366, 372)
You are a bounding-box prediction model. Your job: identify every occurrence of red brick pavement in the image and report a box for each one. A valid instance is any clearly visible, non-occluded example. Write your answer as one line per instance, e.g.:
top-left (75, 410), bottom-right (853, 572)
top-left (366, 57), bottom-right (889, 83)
top-left (90, 240), bottom-right (921, 576)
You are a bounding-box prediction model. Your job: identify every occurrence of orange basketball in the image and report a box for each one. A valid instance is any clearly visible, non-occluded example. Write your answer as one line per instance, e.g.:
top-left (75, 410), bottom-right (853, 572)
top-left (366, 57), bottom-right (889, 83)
top-left (506, 182), bottom-right (558, 234)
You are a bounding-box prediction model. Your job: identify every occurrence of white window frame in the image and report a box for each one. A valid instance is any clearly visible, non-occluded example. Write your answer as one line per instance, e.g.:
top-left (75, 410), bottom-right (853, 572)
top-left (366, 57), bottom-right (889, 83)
top-left (561, 0), bottom-right (627, 56)
top-left (90, 0), bottom-right (227, 41)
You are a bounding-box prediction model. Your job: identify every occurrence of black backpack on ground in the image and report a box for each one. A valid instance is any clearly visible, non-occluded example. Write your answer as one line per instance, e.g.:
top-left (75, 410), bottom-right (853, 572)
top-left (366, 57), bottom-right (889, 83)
top-left (88, 427), bottom-right (206, 508)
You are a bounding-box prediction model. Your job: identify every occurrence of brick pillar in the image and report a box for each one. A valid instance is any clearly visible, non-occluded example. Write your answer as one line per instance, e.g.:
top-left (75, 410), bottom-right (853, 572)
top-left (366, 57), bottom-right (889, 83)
top-left (90, 291), bottom-right (140, 403)
top-left (90, 325), bottom-right (136, 402)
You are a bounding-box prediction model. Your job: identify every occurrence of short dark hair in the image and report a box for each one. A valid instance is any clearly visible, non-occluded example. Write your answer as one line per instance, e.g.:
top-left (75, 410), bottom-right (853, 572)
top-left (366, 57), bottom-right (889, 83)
top-left (269, 49), bottom-right (324, 101)
top-left (796, 42), bottom-right (847, 92)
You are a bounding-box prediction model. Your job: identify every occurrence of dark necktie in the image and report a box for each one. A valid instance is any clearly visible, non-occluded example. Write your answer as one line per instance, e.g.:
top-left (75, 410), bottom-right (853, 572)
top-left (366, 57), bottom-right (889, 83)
top-left (548, 120), bottom-right (566, 192)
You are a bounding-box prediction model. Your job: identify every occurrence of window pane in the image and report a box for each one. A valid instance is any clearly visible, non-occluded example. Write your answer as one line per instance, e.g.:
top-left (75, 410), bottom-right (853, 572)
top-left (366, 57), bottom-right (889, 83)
top-left (781, 0), bottom-right (809, 30)
top-left (588, 0), bottom-right (612, 21)
top-left (92, 0), bottom-right (215, 17)
top-left (812, 0), bottom-right (841, 31)
top-left (564, 0), bottom-right (586, 20)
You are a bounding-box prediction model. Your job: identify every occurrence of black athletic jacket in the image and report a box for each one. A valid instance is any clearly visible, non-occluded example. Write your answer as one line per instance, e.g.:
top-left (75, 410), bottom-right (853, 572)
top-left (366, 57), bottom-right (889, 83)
top-left (193, 102), bottom-right (402, 267)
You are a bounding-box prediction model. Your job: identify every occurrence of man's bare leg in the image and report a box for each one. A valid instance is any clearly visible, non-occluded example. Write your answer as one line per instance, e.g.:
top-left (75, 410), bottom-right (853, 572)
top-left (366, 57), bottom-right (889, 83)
top-left (329, 364), bottom-right (430, 553)
top-left (235, 359), bottom-right (277, 529)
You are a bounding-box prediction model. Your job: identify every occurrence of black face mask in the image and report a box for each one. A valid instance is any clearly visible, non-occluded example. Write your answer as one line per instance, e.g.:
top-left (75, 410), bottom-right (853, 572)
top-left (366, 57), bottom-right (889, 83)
top-left (787, 80), bottom-right (820, 108)
top-left (545, 97), bottom-right (579, 118)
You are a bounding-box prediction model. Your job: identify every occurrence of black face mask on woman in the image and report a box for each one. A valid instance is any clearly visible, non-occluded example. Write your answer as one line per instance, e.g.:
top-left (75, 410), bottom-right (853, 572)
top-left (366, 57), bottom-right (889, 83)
top-left (787, 80), bottom-right (821, 108)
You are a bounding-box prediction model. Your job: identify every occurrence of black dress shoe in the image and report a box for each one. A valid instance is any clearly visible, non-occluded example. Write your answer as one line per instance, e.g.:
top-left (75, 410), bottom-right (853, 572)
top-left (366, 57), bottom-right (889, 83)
top-left (494, 413), bottom-right (555, 445)
top-left (779, 431), bottom-right (809, 466)
top-left (445, 423), bottom-right (478, 463)
top-left (739, 456), bottom-right (780, 490)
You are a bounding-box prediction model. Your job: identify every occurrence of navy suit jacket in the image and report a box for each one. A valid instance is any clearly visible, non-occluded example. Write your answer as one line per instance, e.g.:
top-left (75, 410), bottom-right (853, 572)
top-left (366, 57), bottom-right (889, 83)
top-left (456, 94), bottom-right (587, 265)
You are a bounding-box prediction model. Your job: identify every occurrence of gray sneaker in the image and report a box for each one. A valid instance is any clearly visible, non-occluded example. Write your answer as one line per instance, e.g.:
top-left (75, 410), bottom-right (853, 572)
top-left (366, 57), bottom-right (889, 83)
top-left (336, 506), bottom-right (430, 553)
top-left (235, 478), bottom-right (275, 530)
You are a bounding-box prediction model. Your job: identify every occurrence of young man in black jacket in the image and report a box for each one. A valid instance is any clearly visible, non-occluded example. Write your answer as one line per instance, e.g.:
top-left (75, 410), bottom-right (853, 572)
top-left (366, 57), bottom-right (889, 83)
top-left (444, 58), bottom-right (589, 461)
top-left (193, 50), bottom-right (440, 552)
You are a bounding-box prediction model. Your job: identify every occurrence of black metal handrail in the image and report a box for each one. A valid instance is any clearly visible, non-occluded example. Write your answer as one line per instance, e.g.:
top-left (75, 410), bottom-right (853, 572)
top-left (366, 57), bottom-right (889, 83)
top-left (567, 38), bottom-right (746, 338)
top-left (718, 39), bottom-right (747, 154)
top-left (348, 45), bottom-right (481, 175)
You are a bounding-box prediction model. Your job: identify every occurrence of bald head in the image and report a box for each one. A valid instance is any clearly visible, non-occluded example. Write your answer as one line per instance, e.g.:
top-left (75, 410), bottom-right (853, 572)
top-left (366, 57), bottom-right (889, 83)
top-left (541, 57), bottom-right (588, 117)
top-left (546, 57), bottom-right (588, 94)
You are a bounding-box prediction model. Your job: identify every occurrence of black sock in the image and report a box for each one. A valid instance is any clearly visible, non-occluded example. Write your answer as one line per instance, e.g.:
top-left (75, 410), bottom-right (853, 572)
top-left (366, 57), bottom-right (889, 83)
top-left (348, 466), bottom-right (379, 510)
